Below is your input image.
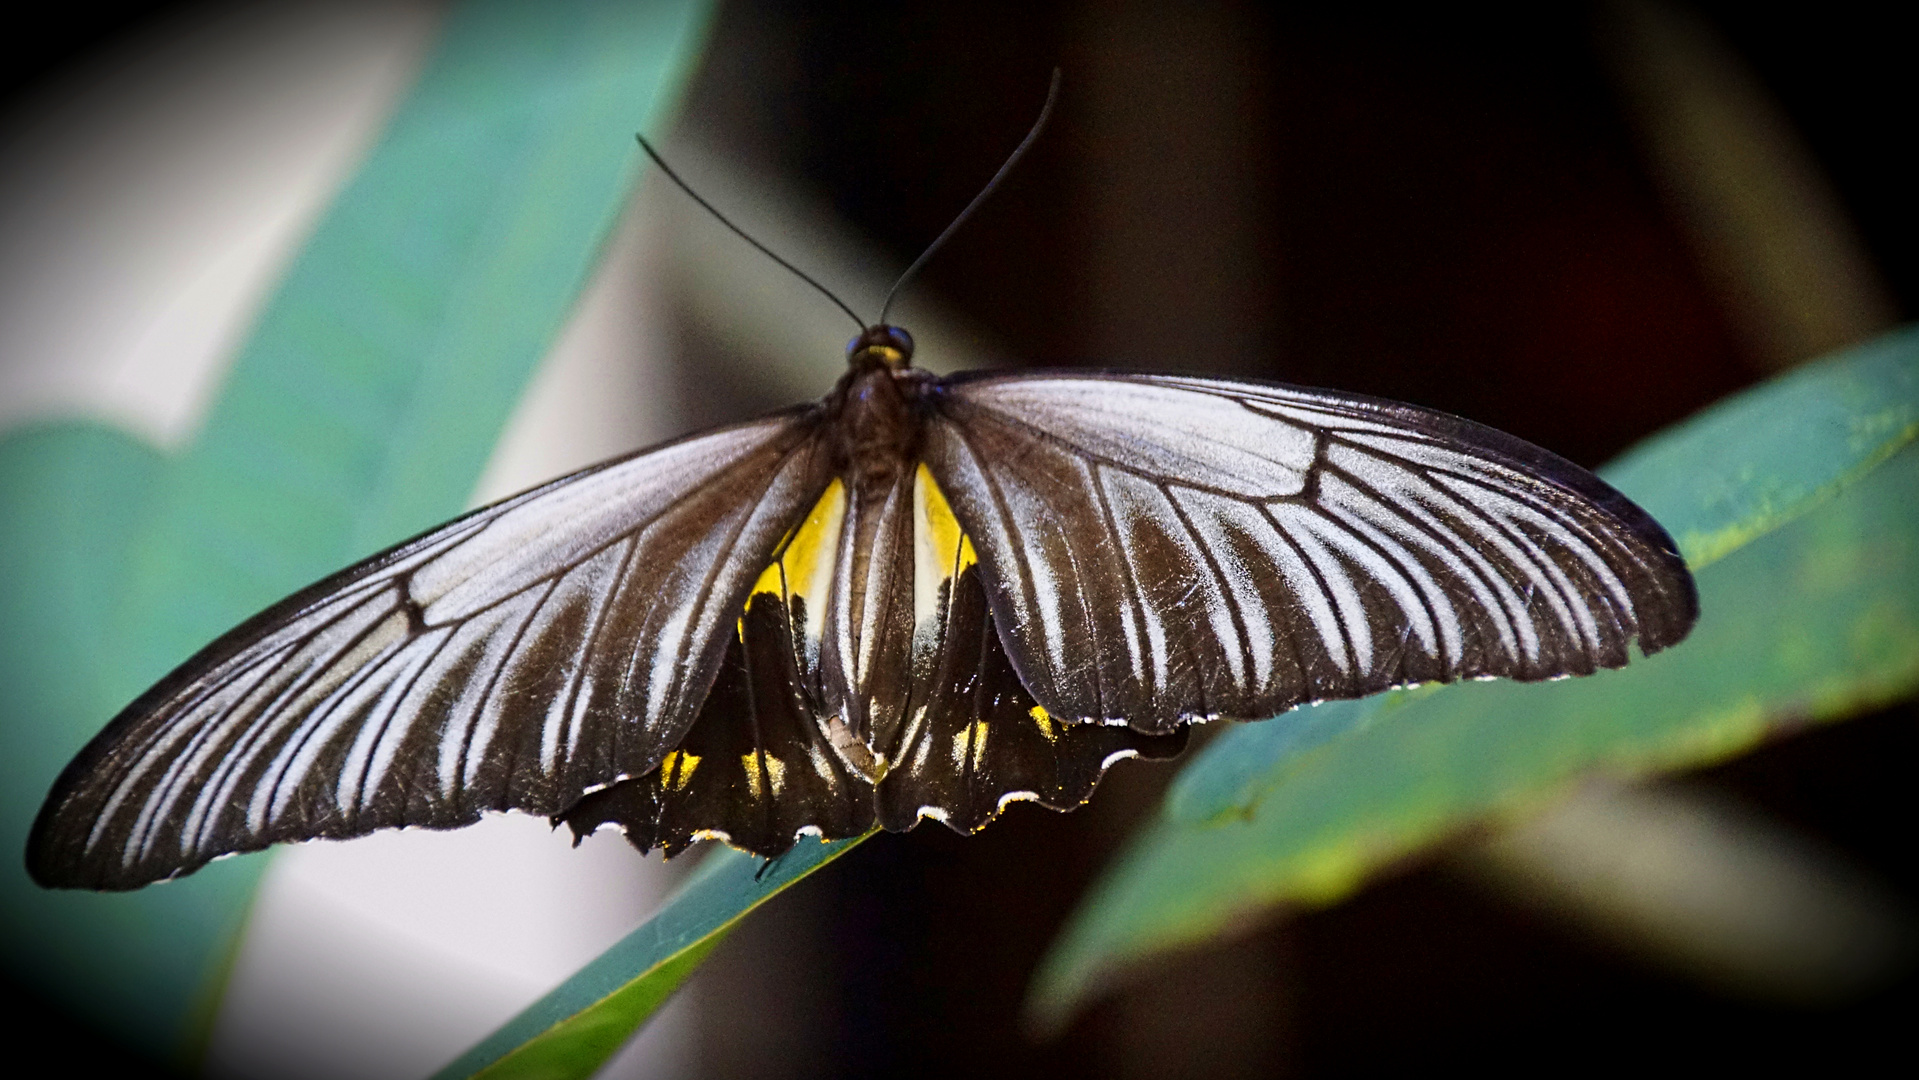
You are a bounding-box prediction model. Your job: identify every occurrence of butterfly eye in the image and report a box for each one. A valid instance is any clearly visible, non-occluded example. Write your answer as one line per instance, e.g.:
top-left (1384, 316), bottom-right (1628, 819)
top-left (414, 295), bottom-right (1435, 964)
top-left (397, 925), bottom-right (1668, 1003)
top-left (847, 325), bottom-right (916, 366)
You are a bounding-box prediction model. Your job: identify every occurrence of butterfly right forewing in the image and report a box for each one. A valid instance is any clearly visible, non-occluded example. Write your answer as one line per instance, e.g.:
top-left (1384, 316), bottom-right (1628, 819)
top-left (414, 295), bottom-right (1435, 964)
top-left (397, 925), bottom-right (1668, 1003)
top-left (30, 409), bottom-right (835, 890)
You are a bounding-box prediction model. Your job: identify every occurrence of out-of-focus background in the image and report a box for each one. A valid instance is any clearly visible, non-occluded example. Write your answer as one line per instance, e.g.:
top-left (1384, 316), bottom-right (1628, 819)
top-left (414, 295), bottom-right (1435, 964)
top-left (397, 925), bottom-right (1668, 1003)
top-left (1, 1), bottom-right (1913, 1077)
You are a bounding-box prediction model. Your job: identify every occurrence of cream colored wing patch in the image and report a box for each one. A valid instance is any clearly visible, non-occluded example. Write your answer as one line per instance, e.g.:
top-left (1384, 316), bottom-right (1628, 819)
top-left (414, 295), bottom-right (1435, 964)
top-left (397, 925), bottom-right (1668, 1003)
top-left (913, 463), bottom-right (977, 630)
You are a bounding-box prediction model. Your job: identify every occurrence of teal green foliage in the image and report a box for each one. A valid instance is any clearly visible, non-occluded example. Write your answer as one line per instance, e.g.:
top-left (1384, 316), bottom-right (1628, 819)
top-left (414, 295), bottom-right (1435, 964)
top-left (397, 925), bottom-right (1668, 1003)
top-left (0, 0), bottom-right (713, 1059)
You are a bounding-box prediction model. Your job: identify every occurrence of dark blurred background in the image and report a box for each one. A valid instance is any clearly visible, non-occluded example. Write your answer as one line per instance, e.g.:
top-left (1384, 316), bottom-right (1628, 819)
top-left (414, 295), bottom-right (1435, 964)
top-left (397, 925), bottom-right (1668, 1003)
top-left (5, 1), bottom-right (1915, 1077)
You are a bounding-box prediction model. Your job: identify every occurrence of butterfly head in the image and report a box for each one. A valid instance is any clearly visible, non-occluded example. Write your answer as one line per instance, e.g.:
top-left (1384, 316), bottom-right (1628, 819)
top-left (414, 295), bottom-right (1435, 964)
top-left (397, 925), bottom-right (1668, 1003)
top-left (848, 325), bottom-right (915, 370)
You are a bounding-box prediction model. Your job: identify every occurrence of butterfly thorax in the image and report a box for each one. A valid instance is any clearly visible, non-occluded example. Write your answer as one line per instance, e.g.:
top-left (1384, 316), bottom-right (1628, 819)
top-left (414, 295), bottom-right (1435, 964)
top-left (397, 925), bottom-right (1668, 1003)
top-left (831, 325), bottom-right (925, 490)
top-left (830, 363), bottom-right (923, 493)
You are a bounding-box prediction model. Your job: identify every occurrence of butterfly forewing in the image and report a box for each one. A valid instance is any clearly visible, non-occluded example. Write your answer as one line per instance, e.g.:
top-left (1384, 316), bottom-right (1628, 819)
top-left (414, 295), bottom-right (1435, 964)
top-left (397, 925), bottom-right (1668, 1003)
top-left (29, 411), bottom-right (834, 890)
top-left (924, 372), bottom-right (1697, 731)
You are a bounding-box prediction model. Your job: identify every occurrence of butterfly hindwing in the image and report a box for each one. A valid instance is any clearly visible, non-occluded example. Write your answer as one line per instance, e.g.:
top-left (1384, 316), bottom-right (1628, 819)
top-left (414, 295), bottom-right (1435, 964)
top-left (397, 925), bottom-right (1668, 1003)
top-left (562, 464), bottom-right (1183, 858)
top-left (557, 588), bottom-right (878, 857)
top-left (560, 479), bottom-right (878, 856)
top-left (874, 557), bottom-right (1188, 834)
top-left (925, 372), bottom-right (1697, 731)
top-left (29, 411), bottom-right (834, 889)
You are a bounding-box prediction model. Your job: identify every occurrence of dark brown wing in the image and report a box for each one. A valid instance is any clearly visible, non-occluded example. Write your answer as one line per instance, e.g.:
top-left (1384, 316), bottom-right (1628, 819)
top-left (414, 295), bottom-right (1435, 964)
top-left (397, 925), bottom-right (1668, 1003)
top-left (30, 410), bottom-right (833, 890)
top-left (923, 372), bottom-right (1697, 733)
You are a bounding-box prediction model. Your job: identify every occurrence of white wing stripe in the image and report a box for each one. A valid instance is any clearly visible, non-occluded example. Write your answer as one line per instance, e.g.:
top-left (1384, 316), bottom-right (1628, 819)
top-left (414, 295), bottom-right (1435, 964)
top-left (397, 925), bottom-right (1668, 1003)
top-left (102, 651), bottom-right (290, 862)
top-left (423, 614), bottom-right (507, 798)
top-left (254, 613), bottom-right (416, 830)
top-left (334, 629), bottom-right (450, 816)
top-left (1101, 469), bottom-right (1178, 696)
top-left (460, 580), bottom-right (564, 793)
top-left (1325, 453), bottom-right (1526, 663)
top-left (1156, 487), bottom-right (1252, 696)
top-left (116, 584), bottom-right (388, 857)
top-left (964, 379), bottom-right (1317, 495)
top-left (167, 590), bottom-right (404, 858)
top-left (1316, 486), bottom-right (1463, 668)
top-left (1426, 474), bottom-right (1591, 653)
top-left (1090, 466), bottom-right (1151, 698)
top-left (1455, 477), bottom-right (1639, 623)
top-left (1296, 502), bottom-right (1440, 660)
top-left (1246, 505), bottom-right (1352, 675)
top-left (555, 537), bottom-right (637, 771)
top-left (1169, 490), bottom-right (1285, 694)
top-left (412, 426), bottom-right (776, 621)
top-left (1266, 504), bottom-right (1374, 674)
top-left (1392, 481), bottom-right (1538, 663)
top-left (536, 541), bottom-right (630, 772)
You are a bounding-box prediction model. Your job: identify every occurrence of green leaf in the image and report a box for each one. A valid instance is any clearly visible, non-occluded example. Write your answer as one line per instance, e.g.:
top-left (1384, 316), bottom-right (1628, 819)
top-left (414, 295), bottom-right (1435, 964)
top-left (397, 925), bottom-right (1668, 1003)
top-left (434, 835), bottom-right (871, 1080)
top-left (1028, 328), bottom-right (1919, 1030)
top-left (0, 0), bottom-right (714, 1060)
top-left (1602, 325), bottom-right (1919, 570)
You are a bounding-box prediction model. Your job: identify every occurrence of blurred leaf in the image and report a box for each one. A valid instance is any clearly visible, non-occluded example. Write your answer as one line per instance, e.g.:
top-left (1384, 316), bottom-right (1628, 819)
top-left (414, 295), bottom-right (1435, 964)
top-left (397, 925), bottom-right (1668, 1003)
top-left (0, 0), bottom-right (714, 1059)
top-left (1028, 327), bottom-right (1919, 1030)
top-left (1604, 326), bottom-right (1918, 569)
top-left (435, 836), bottom-right (869, 1080)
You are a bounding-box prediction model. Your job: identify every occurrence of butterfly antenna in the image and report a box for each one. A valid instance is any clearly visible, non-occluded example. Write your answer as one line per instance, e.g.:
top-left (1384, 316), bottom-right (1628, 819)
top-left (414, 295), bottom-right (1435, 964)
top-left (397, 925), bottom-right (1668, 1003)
top-left (635, 133), bottom-right (868, 332)
top-left (877, 68), bottom-right (1062, 327)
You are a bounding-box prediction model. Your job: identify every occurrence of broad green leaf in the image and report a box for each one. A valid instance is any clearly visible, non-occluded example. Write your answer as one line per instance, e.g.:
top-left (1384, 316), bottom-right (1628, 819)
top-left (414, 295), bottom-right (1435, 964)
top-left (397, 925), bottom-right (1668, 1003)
top-left (0, 0), bottom-right (714, 1059)
top-left (434, 836), bottom-right (871, 1080)
top-left (1029, 328), bottom-right (1919, 1029)
top-left (1603, 325), bottom-right (1918, 570)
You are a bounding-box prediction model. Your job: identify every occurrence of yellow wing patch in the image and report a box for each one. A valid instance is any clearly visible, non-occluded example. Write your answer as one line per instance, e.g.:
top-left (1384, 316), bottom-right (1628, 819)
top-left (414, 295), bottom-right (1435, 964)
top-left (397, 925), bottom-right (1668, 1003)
top-left (913, 464), bottom-right (978, 627)
top-left (658, 750), bottom-right (701, 790)
top-left (741, 752), bottom-right (787, 799)
top-left (950, 721), bottom-right (990, 771)
top-left (1029, 705), bottom-right (1057, 743)
top-left (742, 478), bottom-right (847, 641)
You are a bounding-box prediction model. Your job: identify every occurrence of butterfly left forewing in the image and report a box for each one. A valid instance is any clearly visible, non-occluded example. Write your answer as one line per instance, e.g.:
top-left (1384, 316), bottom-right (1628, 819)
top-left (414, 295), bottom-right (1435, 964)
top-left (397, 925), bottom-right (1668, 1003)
top-left (924, 372), bottom-right (1697, 732)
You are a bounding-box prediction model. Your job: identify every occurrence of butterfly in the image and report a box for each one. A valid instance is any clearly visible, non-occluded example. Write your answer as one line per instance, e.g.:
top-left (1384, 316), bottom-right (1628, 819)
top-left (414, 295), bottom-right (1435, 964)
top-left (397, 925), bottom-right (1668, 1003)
top-left (27, 317), bottom-right (1698, 890)
top-left (26, 79), bottom-right (1697, 892)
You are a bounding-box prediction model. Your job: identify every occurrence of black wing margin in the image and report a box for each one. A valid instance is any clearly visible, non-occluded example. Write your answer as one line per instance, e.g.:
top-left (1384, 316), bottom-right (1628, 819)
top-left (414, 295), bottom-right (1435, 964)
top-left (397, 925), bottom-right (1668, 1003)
top-left (923, 372), bottom-right (1696, 732)
top-left (30, 410), bottom-right (833, 890)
